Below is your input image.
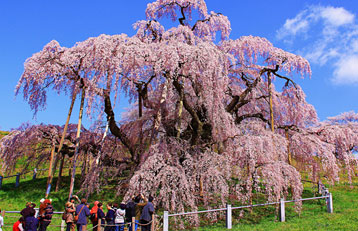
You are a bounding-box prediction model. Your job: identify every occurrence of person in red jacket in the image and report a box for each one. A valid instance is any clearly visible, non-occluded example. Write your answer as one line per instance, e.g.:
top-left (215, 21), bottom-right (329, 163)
top-left (13, 217), bottom-right (24, 231)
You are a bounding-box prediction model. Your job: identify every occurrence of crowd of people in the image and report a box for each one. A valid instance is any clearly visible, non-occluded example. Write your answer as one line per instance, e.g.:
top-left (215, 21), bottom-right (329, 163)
top-left (1, 194), bottom-right (154, 231)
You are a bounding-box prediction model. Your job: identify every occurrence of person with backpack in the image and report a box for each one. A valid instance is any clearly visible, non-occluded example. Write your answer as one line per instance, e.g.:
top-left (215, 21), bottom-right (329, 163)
top-left (64, 202), bottom-right (76, 231)
top-left (75, 199), bottom-right (90, 231)
top-left (104, 203), bottom-right (115, 231)
top-left (24, 210), bottom-right (38, 231)
top-left (38, 199), bottom-right (53, 231)
top-left (114, 203), bottom-right (125, 231)
top-left (140, 196), bottom-right (155, 231)
top-left (90, 201), bottom-right (99, 227)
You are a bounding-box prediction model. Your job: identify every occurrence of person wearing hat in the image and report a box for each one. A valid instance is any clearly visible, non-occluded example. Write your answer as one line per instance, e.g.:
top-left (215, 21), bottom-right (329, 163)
top-left (65, 201), bottom-right (76, 231)
top-left (20, 202), bottom-right (36, 219)
top-left (38, 199), bottom-right (53, 231)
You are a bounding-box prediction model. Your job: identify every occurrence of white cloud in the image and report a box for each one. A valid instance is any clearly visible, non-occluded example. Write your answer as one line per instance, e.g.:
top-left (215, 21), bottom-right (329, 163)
top-left (320, 7), bottom-right (354, 27)
top-left (333, 55), bottom-right (358, 84)
top-left (278, 11), bottom-right (310, 39)
top-left (277, 5), bottom-right (358, 85)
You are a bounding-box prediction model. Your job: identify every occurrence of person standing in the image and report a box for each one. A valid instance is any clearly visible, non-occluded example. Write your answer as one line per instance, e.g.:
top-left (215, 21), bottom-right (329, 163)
top-left (134, 194), bottom-right (147, 231)
top-left (125, 197), bottom-right (135, 231)
top-left (96, 203), bottom-right (105, 231)
top-left (0, 208), bottom-right (3, 231)
top-left (140, 196), bottom-right (154, 231)
top-left (90, 201), bottom-right (99, 227)
top-left (38, 199), bottom-right (53, 231)
top-left (24, 210), bottom-right (38, 231)
top-left (114, 203), bottom-right (125, 231)
top-left (75, 199), bottom-right (90, 231)
top-left (104, 203), bottom-right (115, 231)
top-left (13, 217), bottom-right (25, 231)
top-left (20, 203), bottom-right (36, 219)
top-left (64, 202), bottom-right (76, 231)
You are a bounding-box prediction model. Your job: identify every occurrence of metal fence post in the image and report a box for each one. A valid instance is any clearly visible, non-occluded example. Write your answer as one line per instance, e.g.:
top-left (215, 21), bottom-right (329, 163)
top-left (327, 193), bottom-right (333, 213)
top-left (163, 211), bottom-right (169, 231)
top-left (226, 204), bottom-right (232, 229)
top-left (61, 219), bottom-right (65, 231)
top-left (33, 168), bottom-right (37, 180)
top-left (15, 173), bottom-right (20, 188)
top-left (0, 176), bottom-right (3, 189)
top-left (280, 198), bottom-right (285, 222)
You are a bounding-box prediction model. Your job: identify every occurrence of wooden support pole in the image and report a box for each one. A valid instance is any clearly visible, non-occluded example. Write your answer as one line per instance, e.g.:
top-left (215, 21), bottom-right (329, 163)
top-left (226, 204), bottom-right (232, 229)
top-left (55, 90), bottom-right (77, 192)
top-left (268, 72), bottom-right (275, 133)
top-left (45, 141), bottom-right (56, 198)
top-left (33, 168), bottom-right (37, 180)
top-left (151, 214), bottom-right (155, 231)
top-left (68, 87), bottom-right (85, 201)
top-left (280, 198), bottom-right (285, 222)
top-left (15, 174), bottom-right (20, 188)
top-left (132, 217), bottom-right (135, 231)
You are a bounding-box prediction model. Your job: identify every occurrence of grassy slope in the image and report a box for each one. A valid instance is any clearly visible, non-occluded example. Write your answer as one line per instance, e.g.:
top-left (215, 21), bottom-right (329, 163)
top-left (0, 173), bottom-right (121, 231)
top-left (1, 175), bottom-right (358, 231)
top-left (199, 183), bottom-right (358, 231)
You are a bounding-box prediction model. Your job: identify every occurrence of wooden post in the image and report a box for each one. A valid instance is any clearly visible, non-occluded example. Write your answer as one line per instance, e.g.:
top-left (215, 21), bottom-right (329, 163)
top-left (132, 217), bottom-right (135, 231)
top-left (55, 90), bottom-right (77, 192)
top-left (268, 72), bottom-right (275, 133)
top-left (45, 141), bottom-right (56, 198)
top-left (151, 214), bottom-right (155, 231)
top-left (0, 175), bottom-right (3, 189)
top-left (327, 193), bottom-right (333, 213)
top-left (226, 204), bottom-right (232, 229)
top-left (33, 168), bottom-right (37, 180)
top-left (98, 217), bottom-right (102, 231)
top-left (1, 210), bottom-right (5, 217)
top-left (280, 198), bottom-right (285, 222)
top-left (163, 211), bottom-right (169, 231)
top-left (285, 128), bottom-right (292, 165)
top-left (15, 173), bottom-right (20, 188)
top-left (68, 86), bottom-right (85, 201)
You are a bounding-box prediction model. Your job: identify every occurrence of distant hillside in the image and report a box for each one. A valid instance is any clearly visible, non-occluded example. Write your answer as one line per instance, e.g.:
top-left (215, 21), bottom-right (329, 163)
top-left (0, 130), bottom-right (9, 140)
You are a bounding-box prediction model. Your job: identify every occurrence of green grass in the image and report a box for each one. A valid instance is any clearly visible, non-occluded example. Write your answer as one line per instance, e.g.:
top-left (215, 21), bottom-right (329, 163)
top-left (0, 172), bottom-right (122, 231)
top-left (198, 183), bottom-right (358, 231)
top-left (1, 172), bottom-right (358, 231)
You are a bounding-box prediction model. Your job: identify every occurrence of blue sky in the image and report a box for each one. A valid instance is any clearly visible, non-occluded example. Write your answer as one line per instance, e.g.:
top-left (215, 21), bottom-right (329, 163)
top-left (1, 0), bottom-right (357, 131)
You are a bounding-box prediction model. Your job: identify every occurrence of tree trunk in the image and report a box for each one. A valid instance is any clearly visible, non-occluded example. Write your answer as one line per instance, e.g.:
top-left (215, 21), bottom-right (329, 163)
top-left (55, 90), bottom-right (77, 192)
top-left (68, 87), bottom-right (85, 201)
